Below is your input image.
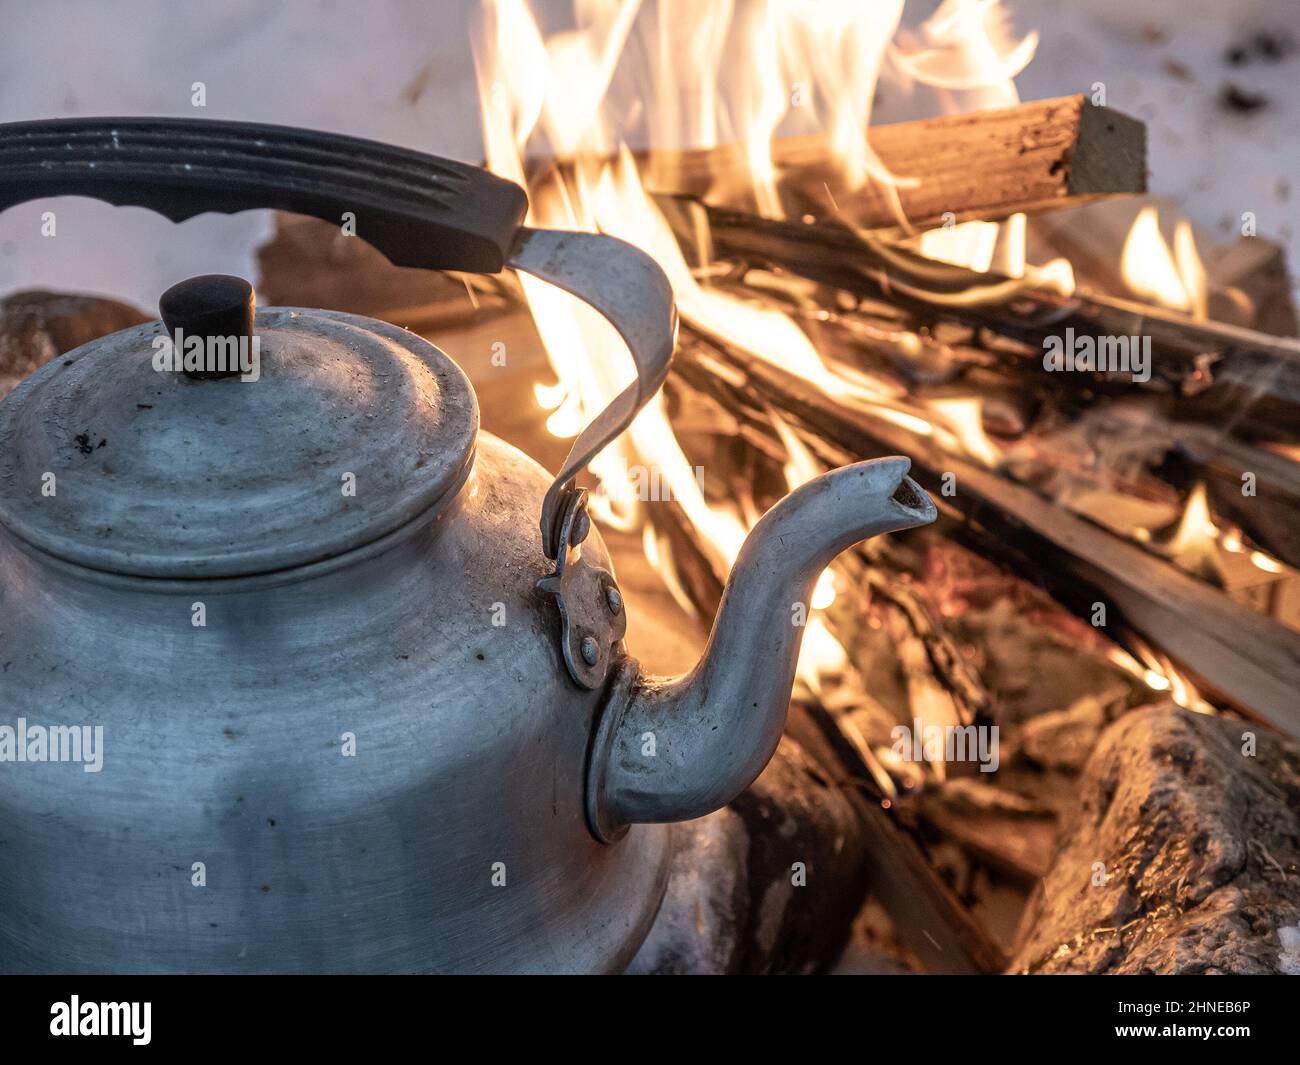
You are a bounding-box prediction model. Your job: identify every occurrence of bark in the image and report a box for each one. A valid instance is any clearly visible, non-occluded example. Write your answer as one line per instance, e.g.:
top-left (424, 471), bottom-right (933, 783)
top-left (1012, 705), bottom-right (1300, 974)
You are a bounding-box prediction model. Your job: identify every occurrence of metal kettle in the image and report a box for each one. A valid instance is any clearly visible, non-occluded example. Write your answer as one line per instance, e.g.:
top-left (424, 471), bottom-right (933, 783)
top-left (0, 118), bottom-right (936, 973)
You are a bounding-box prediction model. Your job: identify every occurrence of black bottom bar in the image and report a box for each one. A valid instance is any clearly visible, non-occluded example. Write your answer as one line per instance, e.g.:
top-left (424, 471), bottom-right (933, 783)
top-left (0, 973), bottom-right (1287, 1051)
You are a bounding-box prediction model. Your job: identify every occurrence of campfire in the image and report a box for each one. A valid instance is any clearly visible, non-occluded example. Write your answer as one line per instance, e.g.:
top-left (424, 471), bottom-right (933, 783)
top-left (423, 0), bottom-right (1294, 972)
top-left (3, 0), bottom-right (1298, 979)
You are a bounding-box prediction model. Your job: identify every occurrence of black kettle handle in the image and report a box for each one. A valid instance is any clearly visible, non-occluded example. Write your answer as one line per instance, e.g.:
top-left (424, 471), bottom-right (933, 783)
top-left (0, 117), bottom-right (528, 272)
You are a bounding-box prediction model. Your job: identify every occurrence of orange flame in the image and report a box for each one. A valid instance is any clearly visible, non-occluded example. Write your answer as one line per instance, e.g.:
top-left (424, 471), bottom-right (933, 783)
top-left (1120, 206), bottom-right (1207, 319)
top-left (474, 0), bottom-right (1037, 681)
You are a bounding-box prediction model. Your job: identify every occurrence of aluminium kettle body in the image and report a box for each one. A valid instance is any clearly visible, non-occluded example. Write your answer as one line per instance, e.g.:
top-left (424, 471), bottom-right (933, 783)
top-left (0, 118), bottom-right (935, 973)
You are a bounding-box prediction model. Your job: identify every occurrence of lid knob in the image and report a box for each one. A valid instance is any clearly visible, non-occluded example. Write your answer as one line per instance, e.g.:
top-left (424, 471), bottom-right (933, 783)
top-left (159, 274), bottom-right (255, 380)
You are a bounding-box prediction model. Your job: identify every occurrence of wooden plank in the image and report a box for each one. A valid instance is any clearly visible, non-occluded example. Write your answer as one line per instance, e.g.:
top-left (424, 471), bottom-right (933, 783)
top-left (634, 95), bottom-right (1146, 231)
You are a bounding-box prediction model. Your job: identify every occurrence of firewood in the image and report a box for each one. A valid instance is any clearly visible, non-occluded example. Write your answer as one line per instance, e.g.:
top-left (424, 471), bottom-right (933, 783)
top-left (1012, 706), bottom-right (1300, 974)
top-left (678, 202), bottom-right (1300, 441)
top-left (635, 95), bottom-right (1146, 232)
top-left (786, 702), bottom-right (1008, 974)
top-left (675, 331), bottom-right (1300, 737)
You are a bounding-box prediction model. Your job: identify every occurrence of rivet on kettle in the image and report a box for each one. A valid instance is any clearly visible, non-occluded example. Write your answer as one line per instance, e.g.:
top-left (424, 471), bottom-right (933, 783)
top-left (579, 635), bottom-right (600, 666)
top-left (570, 510), bottom-right (591, 546)
top-left (604, 585), bottom-right (623, 615)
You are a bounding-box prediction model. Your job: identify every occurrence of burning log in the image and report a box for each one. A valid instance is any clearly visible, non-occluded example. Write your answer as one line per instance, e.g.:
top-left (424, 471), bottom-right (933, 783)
top-left (674, 332), bottom-right (1300, 738)
top-left (636, 95), bottom-right (1146, 232)
top-left (674, 203), bottom-right (1300, 442)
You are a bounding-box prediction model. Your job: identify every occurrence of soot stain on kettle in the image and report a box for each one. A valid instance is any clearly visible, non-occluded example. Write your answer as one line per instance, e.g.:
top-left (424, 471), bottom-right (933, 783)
top-left (73, 431), bottom-right (107, 455)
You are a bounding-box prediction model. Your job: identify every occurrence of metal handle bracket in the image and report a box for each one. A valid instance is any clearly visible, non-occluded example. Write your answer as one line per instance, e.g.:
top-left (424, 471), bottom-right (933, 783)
top-left (507, 227), bottom-right (678, 562)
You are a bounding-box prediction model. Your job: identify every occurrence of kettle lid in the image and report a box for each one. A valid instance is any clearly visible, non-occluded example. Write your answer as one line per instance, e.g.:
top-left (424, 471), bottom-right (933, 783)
top-left (0, 276), bottom-right (478, 578)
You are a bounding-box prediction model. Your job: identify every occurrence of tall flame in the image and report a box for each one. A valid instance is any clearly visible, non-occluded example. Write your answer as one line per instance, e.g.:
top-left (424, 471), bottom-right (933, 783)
top-left (891, 0), bottom-right (1037, 111)
top-left (473, 0), bottom-right (1036, 679)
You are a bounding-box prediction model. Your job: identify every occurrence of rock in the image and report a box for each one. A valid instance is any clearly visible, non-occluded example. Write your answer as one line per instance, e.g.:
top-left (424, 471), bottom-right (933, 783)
top-left (1011, 706), bottom-right (1300, 974)
top-left (0, 290), bottom-right (149, 400)
top-left (628, 734), bottom-right (870, 974)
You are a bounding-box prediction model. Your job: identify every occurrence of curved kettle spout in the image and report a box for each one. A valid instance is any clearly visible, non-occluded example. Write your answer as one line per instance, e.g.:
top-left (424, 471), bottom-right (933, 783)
top-left (587, 456), bottom-right (937, 840)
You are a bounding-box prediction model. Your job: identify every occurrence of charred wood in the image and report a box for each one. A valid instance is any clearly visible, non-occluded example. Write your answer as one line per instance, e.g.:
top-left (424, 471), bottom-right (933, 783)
top-left (674, 332), bottom-right (1300, 737)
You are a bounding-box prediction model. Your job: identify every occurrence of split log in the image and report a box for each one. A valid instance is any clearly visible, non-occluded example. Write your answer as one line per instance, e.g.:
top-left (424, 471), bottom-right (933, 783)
top-left (635, 95), bottom-right (1146, 232)
top-left (674, 333), bottom-right (1300, 738)
top-left (679, 202), bottom-right (1300, 441)
top-left (1011, 705), bottom-right (1300, 974)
